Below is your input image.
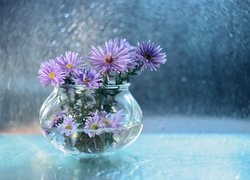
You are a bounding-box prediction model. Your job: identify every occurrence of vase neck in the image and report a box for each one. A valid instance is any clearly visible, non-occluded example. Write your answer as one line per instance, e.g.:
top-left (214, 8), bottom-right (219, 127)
top-left (103, 83), bottom-right (131, 90)
top-left (53, 83), bottom-right (131, 92)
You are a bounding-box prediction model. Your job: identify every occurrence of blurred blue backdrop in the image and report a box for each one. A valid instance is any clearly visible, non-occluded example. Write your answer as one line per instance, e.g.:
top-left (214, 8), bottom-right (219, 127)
top-left (0, 0), bottom-right (250, 129)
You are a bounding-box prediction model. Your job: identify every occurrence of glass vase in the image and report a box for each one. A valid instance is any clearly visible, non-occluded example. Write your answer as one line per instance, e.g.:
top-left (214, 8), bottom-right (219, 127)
top-left (39, 83), bottom-right (143, 155)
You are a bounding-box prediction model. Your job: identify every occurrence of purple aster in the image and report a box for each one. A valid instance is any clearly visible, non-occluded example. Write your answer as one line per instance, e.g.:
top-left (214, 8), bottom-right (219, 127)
top-left (88, 39), bottom-right (132, 73)
top-left (102, 109), bottom-right (125, 129)
top-left (84, 111), bottom-right (104, 137)
top-left (56, 51), bottom-right (84, 75)
top-left (58, 117), bottom-right (78, 136)
top-left (38, 59), bottom-right (65, 86)
top-left (75, 69), bottom-right (103, 89)
top-left (109, 38), bottom-right (138, 69)
top-left (109, 38), bottom-right (134, 51)
top-left (135, 41), bottom-right (167, 71)
top-left (49, 110), bottom-right (67, 128)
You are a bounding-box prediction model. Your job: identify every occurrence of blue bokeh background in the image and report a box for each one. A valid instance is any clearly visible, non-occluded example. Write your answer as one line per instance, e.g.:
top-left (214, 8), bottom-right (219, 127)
top-left (0, 0), bottom-right (250, 129)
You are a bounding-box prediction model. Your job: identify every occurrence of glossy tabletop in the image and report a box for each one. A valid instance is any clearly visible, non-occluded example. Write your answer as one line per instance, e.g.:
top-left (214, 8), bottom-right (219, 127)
top-left (0, 134), bottom-right (250, 180)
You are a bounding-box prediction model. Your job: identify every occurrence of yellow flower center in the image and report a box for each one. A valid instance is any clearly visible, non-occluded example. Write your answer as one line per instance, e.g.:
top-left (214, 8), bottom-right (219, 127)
top-left (103, 118), bottom-right (111, 126)
top-left (65, 125), bottom-right (72, 130)
top-left (91, 124), bottom-right (99, 130)
top-left (50, 115), bottom-right (56, 120)
top-left (84, 79), bottom-right (91, 83)
top-left (49, 72), bottom-right (55, 79)
top-left (66, 63), bottom-right (73, 69)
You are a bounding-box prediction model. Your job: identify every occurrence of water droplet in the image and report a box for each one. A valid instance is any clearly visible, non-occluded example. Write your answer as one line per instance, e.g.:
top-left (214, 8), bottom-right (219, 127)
top-left (60, 28), bottom-right (65, 33)
top-left (181, 76), bottom-right (187, 82)
top-left (64, 39), bottom-right (70, 44)
top-left (67, 27), bottom-right (73, 33)
top-left (71, 9), bottom-right (76, 15)
top-left (75, 42), bottom-right (81, 47)
top-left (74, 30), bottom-right (79, 34)
top-left (51, 40), bottom-right (56, 46)
top-left (99, 10), bottom-right (105, 15)
top-left (113, 28), bottom-right (118, 33)
top-left (90, 2), bottom-right (96, 9)
top-left (99, 25), bottom-right (104, 30)
top-left (235, 174), bottom-right (240, 180)
top-left (7, 78), bottom-right (11, 90)
top-left (64, 13), bottom-right (69, 18)
top-left (60, 4), bottom-right (65, 9)
top-left (201, 79), bottom-right (206, 85)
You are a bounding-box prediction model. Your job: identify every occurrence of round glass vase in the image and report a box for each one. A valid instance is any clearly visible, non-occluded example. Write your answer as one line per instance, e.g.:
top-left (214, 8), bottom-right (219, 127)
top-left (39, 83), bottom-right (143, 155)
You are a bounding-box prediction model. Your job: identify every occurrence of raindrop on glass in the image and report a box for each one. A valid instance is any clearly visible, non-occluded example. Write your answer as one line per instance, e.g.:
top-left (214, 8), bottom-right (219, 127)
top-left (64, 13), bottom-right (69, 18)
top-left (181, 76), bottom-right (187, 82)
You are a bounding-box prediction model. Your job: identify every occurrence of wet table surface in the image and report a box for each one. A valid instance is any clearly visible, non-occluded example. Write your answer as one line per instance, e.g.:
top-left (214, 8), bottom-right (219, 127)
top-left (0, 134), bottom-right (250, 180)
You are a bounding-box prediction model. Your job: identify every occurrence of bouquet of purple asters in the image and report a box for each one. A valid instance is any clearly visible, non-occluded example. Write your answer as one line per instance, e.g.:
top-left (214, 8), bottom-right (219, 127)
top-left (38, 39), bottom-right (166, 154)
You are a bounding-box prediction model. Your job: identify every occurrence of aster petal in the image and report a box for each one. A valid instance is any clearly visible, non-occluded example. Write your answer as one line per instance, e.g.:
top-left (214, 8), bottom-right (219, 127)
top-left (38, 59), bottom-right (65, 86)
top-left (84, 111), bottom-right (105, 137)
top-left (135, 41), bottom-right (167, 71)
top-left (58, 117), bottom-right (78, 136)
top-left (56, 51), bottom-right (84, 75)
top-left (75, 68), bottom-right (102, 89)
top-left (88, 39), bottom-right (132, 74)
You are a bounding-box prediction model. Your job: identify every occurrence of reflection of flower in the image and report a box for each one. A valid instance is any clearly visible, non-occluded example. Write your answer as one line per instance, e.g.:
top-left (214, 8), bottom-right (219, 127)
top-left (135, 41), bottom-right (167, 71)
top-left (102, 109), bottom-right (125, 128)
top-left (57, 51), bottom-right (84, 75)
top-left (58, 117), bottom-right (78, 136)
top-left (75, 69), bottom-right (102, 89)
top-left (84, 112), bottom-right (104, 137)
top-left (88, 39), bottom-right (132, 73)
top-left (49, 110), bottom-right (67, 128)
top-left (38, 60), bottom-right (65, 86)
top-left (84, 110), bottom-right (126, 137)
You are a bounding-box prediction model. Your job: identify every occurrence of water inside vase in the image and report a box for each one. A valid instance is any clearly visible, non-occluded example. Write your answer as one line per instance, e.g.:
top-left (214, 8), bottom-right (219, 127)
top-left (41, 123), bottom-right (143, 155)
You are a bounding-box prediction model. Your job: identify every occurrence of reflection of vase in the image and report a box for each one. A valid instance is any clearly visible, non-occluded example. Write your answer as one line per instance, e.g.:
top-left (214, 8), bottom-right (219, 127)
top-left (32, 152), bottom-right (142, 179)
top-left (39, 83), bottom-right (143, 155)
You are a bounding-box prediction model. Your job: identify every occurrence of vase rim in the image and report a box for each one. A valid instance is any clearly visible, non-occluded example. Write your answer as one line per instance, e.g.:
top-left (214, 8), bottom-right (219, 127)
top-left (56, 83), bottom-right (131, 90)
top-left (104, 83), bottom-right (131, 89)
